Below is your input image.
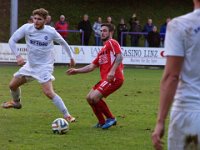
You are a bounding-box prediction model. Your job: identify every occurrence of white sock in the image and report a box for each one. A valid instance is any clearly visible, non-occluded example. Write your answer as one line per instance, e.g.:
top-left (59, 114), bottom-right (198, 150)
top-left (10, 88), bottom-right (21, 102)
top-left (52, 94), bottom-right (70, 118)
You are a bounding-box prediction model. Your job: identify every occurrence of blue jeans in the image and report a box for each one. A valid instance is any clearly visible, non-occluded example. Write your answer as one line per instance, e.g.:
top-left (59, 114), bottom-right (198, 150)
top-left (94, 36), bottom-right (102, 46)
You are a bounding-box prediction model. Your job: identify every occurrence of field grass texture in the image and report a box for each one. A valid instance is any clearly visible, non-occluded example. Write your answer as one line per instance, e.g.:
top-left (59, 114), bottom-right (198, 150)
top-left (0, 66), bottom-right (169, 150)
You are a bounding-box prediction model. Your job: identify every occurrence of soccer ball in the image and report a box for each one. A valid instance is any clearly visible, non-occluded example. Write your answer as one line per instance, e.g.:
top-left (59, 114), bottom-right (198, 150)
top-left (51, 118), bottom-right (69, 134)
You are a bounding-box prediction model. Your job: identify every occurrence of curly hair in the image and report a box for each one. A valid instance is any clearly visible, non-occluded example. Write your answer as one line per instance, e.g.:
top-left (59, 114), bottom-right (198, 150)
top-left (32, 8), bottom-right (48, 19)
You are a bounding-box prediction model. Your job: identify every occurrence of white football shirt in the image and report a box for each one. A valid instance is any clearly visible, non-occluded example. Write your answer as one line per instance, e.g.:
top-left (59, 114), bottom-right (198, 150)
top-left (9, 23), bottom-right (73, 66)
top-left (165, 9), bottom-right (200, 111)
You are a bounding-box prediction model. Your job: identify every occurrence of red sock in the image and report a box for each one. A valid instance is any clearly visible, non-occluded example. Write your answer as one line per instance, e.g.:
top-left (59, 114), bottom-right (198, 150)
top-left (96, 99), bottom-right (114, 119)
top-left (89, 103), bottom-right (105, 125)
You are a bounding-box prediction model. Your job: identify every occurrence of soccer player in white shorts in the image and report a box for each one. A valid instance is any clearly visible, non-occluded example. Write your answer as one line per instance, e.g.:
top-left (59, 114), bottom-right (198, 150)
top-left (1, 8), bottom-right (76, 123)
top-left (152, 0), bottom-right (200, 149)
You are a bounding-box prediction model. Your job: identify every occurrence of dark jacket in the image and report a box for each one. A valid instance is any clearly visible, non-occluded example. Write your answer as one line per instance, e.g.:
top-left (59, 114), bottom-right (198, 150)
top-left (147, 31), bottom-right (161, 47)
top-left (78, 20), bottom-right (92, 37)
top-left (143, 23), bottom-right (154, 38)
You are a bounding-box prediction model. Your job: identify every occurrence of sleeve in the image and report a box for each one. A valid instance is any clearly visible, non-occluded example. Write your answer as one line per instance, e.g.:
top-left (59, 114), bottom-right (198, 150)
top-left (164, 19), bottom-right (185, 56)
top-left (92, 54), bottom-right (99, 66)
top-left (92, 23), bottom-right (97, 33)
top-left (108, 40), bottom-right (122, 55)
top-left (53, 28), bottom-right (74, 59)
top-left (8, 24), bottom-right (27, 56)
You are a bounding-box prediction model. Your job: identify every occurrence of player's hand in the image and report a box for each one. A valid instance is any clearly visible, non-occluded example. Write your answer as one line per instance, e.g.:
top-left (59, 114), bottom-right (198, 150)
top-left (151, 122), bottom-right (165, 150)
top-left (16, 55), bottom-right (25, 66)
top-left (107, 71), bottom-right (115, 82)
top-left (69, 59), bottom-right (76, 68)
top-left (66, 68), bottom-right (78, 75)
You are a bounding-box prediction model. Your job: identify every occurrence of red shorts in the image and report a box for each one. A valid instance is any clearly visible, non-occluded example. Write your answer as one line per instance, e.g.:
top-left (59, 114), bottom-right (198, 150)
top-left (93, 78), bottom-right (124, 97)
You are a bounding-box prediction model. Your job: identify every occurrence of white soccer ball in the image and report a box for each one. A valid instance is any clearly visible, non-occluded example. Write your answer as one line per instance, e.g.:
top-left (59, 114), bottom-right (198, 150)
top-left (51, 118), bottom-right (69, 134)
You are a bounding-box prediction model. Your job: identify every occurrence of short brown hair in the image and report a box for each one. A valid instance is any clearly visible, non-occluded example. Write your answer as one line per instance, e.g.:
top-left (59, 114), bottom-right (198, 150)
top-left (32, 8), bottom-right (48, 19)
top-left (101, 23), bottom-right (115, 32)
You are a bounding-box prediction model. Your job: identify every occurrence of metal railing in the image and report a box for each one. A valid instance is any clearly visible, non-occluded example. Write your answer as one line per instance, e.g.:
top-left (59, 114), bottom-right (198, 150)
top-left (120, 32), bottom-right (165, 46)
top-left (56, 30), bottom-right (84, 45)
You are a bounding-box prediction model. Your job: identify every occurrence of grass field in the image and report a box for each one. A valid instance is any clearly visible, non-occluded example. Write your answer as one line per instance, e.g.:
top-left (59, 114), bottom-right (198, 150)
top-left (0, 66), bottom-right (168, 150)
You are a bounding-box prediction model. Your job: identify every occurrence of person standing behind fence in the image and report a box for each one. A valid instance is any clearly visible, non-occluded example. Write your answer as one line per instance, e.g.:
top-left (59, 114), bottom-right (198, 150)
top-left (129, 17), bottom-right (142, 47)
top-left (106, 16), bottom-right (116, 30)
top-left (143, 18), bottom-right (154, 47)
top-left (160, 17), bottom-right (171, 47)
top-left (78, 14), bottom-right (92, 45)
top-left (55, 15), bottom-right (69, 40)
top-left (117, 18), bottom-right (128, 46)
top-left (93, 17), bottom-right (102, 46)
top-left (147, 26), bottom-right (161, 47)
top-left (27, 16), bottom-right (33, 23)
top-left (46, 15), bottom-right (54, 27)
top-left (152, 0), bottom-right (200, 149)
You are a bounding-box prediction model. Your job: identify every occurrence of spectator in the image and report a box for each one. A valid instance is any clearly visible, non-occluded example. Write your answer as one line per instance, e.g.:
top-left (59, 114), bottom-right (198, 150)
top-left (55, 15), bottom-right (69, 40)
top-left (129, 17), bottom-right (142, 47)
top-left (129, 13), bottom-right (137, 26)
top-left (106, 16), bottom-right (116, 30)
top-left (143, 18), bottom-right (154, 47)
top-left (147, 26), bottom-right (161, 47)
top-left (27, 16), bottom-right (33, 23)
top-left (160, 17), bottom-right (171, 47)
top-left (92, 17), bottom-right (102, 46)
top-left (46, 15), bottom-right (54, 27)
top-left (117, 18), bottom-right (128, 46)
top-left (78, 14), bottom-right (92, 45)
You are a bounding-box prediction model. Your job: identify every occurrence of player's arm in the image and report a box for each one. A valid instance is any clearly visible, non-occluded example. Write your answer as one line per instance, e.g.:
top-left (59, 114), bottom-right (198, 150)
top-left (9, 24), bottom-right (26, 66)
top-left (66, 63), bottom-right (97, 75)
top-left (107, 40), bottom-right (123, 82)
top-left (53, 30), bottom-right (75, 67)
top-left (152, 56), bottom-right (184, 150)
top-left (107, 53), bottom-right (123, 82)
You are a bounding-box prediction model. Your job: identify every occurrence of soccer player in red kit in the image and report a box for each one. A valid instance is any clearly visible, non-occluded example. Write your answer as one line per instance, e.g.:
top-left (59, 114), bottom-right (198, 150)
top-left (67, 23), bottom-right (124, 129)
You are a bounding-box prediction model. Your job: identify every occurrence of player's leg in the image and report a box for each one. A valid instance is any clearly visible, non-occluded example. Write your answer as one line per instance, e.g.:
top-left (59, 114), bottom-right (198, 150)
top-left (41, 80), bottom-right (75, 123)
top-left (95, 79), bottom-right (124, 129)
top-left (87, 89), bottom-right (117, 129)
top-left (87, 89), bottom-right (114, 118)
top-left (1, 76), bottom-right (27, 109)
top-left (86, 89), bottom-right (105, 127)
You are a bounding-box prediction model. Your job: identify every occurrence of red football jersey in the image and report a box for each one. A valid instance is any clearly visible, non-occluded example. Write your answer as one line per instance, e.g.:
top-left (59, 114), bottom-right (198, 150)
top-left (92, 39), bottom-right (124, 80)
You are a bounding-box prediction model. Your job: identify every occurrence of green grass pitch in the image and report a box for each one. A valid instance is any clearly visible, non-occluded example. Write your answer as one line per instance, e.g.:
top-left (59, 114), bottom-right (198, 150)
top-left (0, 65), bottom-right (168, 150)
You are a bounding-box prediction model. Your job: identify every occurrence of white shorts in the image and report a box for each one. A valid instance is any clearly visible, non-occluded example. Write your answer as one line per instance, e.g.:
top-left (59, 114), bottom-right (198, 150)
top-left (168, 110), bottom-right (200, 150)
top-left (14, 63), bottom-right (55, 84)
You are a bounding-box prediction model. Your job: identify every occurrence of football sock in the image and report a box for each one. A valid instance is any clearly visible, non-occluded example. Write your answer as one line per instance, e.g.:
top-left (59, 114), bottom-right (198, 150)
top-left (97, 99), bottom-right (114, 119)
top-left (10, 87), bottom-right (21, 102)
top-left (89, 103), bottom-right (105, 125)
top-left (52, 94), bottom-right (70, 118)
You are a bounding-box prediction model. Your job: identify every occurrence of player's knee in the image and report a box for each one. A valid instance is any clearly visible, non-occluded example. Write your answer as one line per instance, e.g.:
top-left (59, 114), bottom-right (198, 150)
top-left (9, 83), bottom-right (17, 91)
top-left (92, 97), bottom-right (100, 104)
top-left (86, 95), bottom-right (93, 104)
top-left (86, 95), bottom-right (99, 104)
top-left (43, 90), bottom-right (54, 99)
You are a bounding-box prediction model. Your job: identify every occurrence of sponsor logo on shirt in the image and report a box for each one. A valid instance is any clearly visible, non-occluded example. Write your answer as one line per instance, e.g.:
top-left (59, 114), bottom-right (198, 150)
top-left (194, 26), bottom-right (200, 34)
top-left (30, 39), bottom-right (48, 46)
top-left (44, 36), bottom-right (48, 40)
top-left (99, 54), bottom-right (108, 64)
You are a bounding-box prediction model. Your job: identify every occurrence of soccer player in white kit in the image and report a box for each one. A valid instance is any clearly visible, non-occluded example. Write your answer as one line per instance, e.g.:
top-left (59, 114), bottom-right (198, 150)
top-left (152, 0), bottom-right (200, 150)
top-left (1, 8), bottom-right (76, 123)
